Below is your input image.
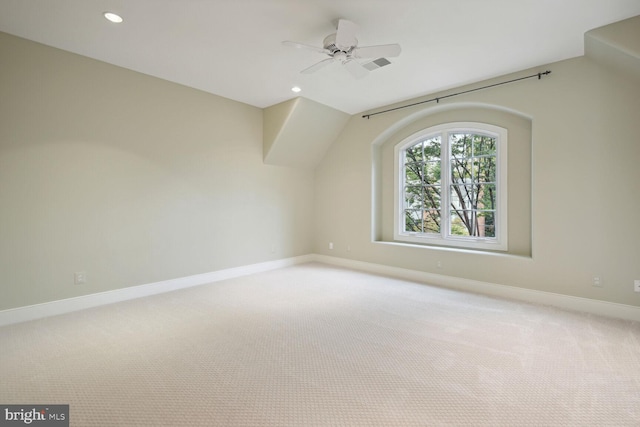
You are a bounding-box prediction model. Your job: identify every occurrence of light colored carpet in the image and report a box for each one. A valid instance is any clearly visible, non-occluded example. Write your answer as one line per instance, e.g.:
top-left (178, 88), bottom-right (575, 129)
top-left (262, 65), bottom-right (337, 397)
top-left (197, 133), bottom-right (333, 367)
top-left (1, 262), bottom-right (639, 426)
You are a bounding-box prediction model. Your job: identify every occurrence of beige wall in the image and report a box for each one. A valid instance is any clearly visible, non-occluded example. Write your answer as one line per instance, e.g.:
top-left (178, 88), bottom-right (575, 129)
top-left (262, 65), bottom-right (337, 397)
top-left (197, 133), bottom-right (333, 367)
top-left (2, 28), bottom-right (639, 312)
top-left (0, 32), bottom-right (314, 310)
top-left (314, 56), bottom-right (640, 306)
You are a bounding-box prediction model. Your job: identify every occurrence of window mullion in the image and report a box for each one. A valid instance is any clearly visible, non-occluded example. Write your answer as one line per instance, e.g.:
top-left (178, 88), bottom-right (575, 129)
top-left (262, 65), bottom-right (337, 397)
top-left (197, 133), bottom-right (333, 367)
top-left (441, 131), bottom-right (449, 240)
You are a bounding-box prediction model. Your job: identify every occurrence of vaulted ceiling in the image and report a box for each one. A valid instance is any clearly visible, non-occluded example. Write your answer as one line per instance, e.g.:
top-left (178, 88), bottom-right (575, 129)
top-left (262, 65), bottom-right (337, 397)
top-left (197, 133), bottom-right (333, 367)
top-left (1, 1), bottom-right (639, 114)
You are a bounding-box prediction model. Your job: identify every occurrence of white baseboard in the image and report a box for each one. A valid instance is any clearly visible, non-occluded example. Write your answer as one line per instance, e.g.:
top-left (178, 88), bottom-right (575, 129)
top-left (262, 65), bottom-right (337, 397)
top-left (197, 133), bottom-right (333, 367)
top-left (0, 255), bottom-right (314, 327)
top-left (3, 253), bottom-right (639, 327)
top-left (312, 254), bottom-right (640, 323)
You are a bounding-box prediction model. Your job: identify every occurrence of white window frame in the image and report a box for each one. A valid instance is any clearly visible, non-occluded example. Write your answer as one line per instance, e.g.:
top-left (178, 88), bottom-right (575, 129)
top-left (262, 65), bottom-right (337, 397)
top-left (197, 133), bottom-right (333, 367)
top-left (394, 122), bottom-right (508, 251)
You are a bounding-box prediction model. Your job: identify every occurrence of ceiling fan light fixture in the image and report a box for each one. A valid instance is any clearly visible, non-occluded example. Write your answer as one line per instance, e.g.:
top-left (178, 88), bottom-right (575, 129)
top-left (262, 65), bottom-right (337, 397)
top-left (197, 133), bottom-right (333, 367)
top-left (103, 12), bottom-right (123, 23)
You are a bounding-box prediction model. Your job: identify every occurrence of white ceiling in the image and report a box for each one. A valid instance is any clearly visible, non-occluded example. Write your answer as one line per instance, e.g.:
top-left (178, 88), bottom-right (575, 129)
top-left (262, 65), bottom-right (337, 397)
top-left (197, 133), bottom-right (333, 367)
top-left (1, 1), bottom-right (639, 114)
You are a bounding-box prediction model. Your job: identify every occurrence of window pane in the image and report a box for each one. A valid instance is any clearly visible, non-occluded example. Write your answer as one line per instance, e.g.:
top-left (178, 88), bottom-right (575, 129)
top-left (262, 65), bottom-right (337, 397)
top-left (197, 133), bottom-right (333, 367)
top-left (404, 186), bottom-right (423, 209)
top-left (450, 133), bottom-right (472, 158)
top-left (449, 184), bottom-right (475, 210)
top-left (405, 163), bottom-right (422, 185)
top-left (449, 210), bottom-right (496, 238)
top-left (424, 161), bottom-right (441, 184)
top-left (404, 210), bottom-right (423, 232)
top-left (474, 135), bottom-right (496, 156)
top-left (423, 136), bottom-right (441, 162)
top-left (450, 210), bottom-right (472, 236)
top-left (451, 159), bottom-right (474, 183)
top-left (475, 183), bottom-right (496, 211)
top-left (423, 185), bottom-right (441, 209)
top-left (478, 211), bottom-right (496, 237)
top-left (422, 209), bottom-right (441, 234)
top-left (405, 142), bottom-right (423, 163)
top-left (476, 157), bottom-right (496, 183)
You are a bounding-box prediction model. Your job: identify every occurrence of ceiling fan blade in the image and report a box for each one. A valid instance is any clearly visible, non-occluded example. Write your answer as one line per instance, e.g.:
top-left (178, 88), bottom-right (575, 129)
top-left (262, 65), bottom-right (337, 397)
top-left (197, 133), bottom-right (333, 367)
top-left (282, 40), bottom-right (329, 55)
top-left (335, 19), bottom-right (359, 49)
top-left (301, 58), bottom-right (334, 74)
top-left (353, 44), bottom-right (402, 59)
top-left (343, 59), bottom-right (369, 79)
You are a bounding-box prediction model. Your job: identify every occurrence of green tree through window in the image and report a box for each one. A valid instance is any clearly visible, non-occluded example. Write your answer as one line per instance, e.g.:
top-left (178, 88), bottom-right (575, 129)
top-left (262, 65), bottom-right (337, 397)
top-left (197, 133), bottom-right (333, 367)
top-left (395, 123), bottom-right (507, 251)
top-left (449, 133), bottom-right (497, 237)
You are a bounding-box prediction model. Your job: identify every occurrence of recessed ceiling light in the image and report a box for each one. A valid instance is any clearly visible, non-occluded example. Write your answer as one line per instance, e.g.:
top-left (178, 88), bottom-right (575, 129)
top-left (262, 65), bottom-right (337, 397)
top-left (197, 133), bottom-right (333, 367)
top-left (291, 86), bottom-right (302, 93)
top-left (103, 12), bottom-right (123, 23)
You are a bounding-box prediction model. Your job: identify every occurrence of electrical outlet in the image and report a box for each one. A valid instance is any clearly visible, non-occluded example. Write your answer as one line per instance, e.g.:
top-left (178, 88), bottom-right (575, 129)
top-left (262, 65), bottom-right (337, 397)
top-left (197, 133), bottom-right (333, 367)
top-left (592, 276), bottom-right (602, 287)
top-left (329, 242), bottom-right (334, 250)
top-left (437, 260), bottom-right (443, 269)
top-left (74, 271), bottom-right (87, 285)
top-left (634, 280), bottom-right (640, 293)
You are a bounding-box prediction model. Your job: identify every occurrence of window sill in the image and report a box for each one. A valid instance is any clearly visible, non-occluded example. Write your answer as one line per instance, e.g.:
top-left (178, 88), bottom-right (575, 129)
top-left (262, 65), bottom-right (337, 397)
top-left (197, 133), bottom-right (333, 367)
top-left (395, 233), bottom-right (507, 251)
top-left (374, 239), bottom-right (532, 260)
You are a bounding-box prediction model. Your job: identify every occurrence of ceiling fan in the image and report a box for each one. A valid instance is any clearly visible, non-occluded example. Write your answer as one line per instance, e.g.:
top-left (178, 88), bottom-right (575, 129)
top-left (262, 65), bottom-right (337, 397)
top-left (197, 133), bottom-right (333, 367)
top-left (283, 19), bottom-right (401, 79)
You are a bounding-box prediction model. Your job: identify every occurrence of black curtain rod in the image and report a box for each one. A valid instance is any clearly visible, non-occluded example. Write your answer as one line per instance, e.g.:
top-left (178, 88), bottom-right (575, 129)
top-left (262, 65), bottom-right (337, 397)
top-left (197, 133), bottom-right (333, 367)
top-left (362, 70), bottom-right (552, 119)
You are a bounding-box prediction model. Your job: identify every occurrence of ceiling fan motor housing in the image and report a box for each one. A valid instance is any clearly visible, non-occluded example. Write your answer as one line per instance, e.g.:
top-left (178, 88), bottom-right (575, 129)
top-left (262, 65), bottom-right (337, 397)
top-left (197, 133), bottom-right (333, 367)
top-left (323, 33), bottom-right (357, 56)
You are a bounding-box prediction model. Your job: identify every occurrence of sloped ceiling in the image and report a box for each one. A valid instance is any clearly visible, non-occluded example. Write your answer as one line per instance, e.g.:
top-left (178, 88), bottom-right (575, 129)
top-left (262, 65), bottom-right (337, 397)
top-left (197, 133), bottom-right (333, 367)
top-left (263, 98), bottom-right (350, 168)
top-left (585, 15), bottom-right (640, 79)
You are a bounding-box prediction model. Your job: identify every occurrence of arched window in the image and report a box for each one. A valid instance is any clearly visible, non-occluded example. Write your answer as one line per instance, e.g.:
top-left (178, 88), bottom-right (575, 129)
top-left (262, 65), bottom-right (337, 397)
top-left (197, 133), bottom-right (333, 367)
top-left (394, 122), bottom-right (508, 250)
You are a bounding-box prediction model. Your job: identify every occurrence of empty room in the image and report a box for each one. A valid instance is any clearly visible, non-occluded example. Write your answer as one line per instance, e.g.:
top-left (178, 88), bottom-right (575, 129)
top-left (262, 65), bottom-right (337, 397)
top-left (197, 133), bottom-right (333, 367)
top-left (1, 1), bottom-right (640, 425)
